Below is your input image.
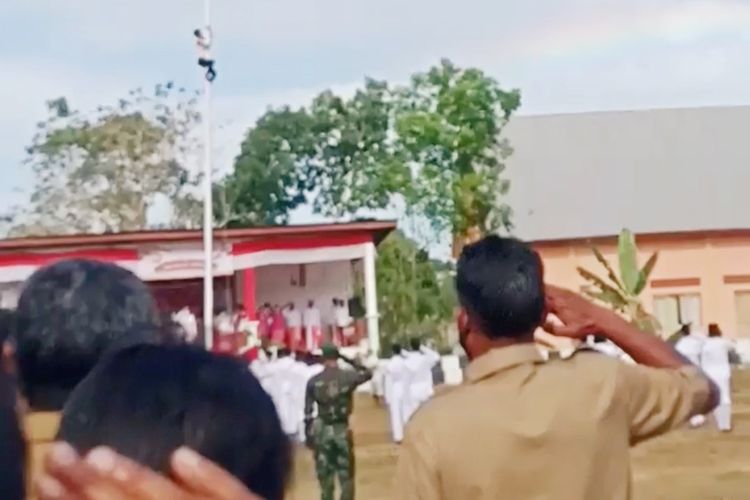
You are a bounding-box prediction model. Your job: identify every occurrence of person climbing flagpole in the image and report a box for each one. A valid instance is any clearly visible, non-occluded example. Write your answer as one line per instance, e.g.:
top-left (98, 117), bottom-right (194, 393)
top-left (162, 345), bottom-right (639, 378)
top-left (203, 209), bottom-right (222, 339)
top-left (195, 0), bottom-right (216, 349)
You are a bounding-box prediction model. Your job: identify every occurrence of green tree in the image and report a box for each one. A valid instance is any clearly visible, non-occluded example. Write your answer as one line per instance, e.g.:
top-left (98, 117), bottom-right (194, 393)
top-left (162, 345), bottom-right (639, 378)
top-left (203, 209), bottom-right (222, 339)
top-left (221, 59), bottom-right (519, 239)
top-left (11, 83), bottom-right (201, 236)
top-left (375, 231), bottom-right (455, 353)
top-left (578, 229), bottom-right (660, 333)
top-left (395, 59), bottom-right (520, 255)
top-left (304, 79), bottom-right (410, 217)
top-left (218, 107), bottom-right (314, 227)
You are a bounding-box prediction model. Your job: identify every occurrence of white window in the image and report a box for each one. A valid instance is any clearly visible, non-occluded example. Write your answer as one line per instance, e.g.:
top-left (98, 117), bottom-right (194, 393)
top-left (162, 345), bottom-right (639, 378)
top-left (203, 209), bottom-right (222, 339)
top-left (653, 294), bottom-right (701, 335)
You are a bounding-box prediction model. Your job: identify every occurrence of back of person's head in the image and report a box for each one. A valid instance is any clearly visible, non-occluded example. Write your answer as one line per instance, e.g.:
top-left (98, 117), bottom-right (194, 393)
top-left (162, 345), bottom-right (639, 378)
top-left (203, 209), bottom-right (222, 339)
top-left (58, 344), bottom-right (290, 500)
top-left (15, 259), bottom-right (160, 410)
top-left (456, 236), bottom-right (545, 339)
top-left (409, 338), bottom-right (421, 351)
top-left (680, 323), bottom-right (691, 336)
top-left (392, 343), bottom-right (402, 356)
top-left (0, 367), bottom-right (24, 500)
top-left (0, 309), bottom-right (16, 346)
top-left (708, 323), bottom-right (722, 337)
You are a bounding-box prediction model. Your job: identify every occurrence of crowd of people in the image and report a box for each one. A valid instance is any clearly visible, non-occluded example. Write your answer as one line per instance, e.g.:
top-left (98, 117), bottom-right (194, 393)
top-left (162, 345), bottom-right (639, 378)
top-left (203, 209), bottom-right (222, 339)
top-left (0, 234), bottom-right (726, 500)
top-left (254, 299), bottom-right (354, 352)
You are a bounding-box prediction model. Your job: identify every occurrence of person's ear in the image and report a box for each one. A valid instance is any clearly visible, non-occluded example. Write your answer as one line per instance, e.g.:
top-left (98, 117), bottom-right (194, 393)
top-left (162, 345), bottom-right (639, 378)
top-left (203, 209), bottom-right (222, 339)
top-left (457, 308), bottom-right (470, 336)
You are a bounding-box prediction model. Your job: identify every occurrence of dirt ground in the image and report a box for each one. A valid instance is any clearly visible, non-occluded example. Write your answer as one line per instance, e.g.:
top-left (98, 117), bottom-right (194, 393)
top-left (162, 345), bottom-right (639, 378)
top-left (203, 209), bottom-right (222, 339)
top-left (285, 369), bottom-right (750, 500)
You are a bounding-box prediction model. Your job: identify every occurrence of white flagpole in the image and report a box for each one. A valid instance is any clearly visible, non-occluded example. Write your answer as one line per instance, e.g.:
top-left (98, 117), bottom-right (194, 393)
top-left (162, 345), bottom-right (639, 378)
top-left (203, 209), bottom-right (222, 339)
top-left (202, 0), bottom-right (214, 350)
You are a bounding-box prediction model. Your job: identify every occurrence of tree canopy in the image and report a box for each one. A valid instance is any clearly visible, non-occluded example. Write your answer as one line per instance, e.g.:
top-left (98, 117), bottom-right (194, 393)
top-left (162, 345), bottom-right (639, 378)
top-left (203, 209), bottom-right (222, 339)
top-left (375, 231), bottom-right (456, 353)
top-left (11, 83), bottom-right (202, 236)
top-left (222, 59), bottom-right (520, 249)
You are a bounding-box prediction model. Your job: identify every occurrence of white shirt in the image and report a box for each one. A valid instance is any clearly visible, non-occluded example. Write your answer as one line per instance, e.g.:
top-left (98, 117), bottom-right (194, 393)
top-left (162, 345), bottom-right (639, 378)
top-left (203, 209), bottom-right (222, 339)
top-left (334, 305), bottom-right (351, 328)
top-left (404, 348), bottom-right (440, 401)
top-left (303, 306), bottom-right (321, 328)
top-left (384, 355), bottom-right (410, 404)
top-left (284, 308), bottom-right (302, 328)
top-left (675, 334), bottom-right (705, 366)
top-left (701, 337), bottom-right (732, 377)
top-left (195, 28), bottom-right (212, 59)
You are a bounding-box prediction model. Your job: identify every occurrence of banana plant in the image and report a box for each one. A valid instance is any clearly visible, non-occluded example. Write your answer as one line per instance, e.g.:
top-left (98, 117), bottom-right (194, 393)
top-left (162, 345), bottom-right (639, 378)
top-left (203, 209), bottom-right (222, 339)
top-left (577, 229), bottom-right (661, 334)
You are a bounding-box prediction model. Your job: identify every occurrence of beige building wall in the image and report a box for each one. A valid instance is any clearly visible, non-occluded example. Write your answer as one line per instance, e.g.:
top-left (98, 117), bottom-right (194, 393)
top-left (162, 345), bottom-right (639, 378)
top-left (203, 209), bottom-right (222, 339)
top-left (534, 231), bottom-right (750, 339)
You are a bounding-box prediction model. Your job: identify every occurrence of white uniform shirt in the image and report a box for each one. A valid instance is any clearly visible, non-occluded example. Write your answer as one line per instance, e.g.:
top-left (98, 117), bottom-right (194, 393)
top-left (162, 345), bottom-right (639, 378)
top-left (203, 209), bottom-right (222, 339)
top-left (675, 334), bottom-right (705, 366)
top-left (269, 357), bottom-right (299, 434)
top-left (285, 308), bottom-right (302, 328)
top-left (384, 355), bottom-right (410, 404)
top-left (701, 337), bottom-right (732, 378)
top-left (334, 305), bottom-right (351, 328)
top-left (404, 350), bottom-right (437, 403)
top-left (303, 306), bottom-right (321, 328)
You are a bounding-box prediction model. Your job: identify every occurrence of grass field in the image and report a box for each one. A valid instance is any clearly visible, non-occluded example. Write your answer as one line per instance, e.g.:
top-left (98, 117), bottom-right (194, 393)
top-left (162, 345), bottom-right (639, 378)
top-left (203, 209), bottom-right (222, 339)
top-left (286, 369), bottom-right (750, 500)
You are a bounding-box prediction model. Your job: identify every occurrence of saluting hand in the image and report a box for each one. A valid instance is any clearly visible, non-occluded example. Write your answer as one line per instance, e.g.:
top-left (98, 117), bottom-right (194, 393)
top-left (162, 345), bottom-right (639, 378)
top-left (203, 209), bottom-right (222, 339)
top-left (37, 442), bottom-right (262, 500)
top-left (543, 285), bottom-right (626, 340)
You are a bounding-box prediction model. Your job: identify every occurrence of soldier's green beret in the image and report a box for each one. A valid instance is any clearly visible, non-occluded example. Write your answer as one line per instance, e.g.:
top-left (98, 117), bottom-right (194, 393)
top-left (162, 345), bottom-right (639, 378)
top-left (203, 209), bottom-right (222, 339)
top-left (321, 343), bottom-right (339, 360)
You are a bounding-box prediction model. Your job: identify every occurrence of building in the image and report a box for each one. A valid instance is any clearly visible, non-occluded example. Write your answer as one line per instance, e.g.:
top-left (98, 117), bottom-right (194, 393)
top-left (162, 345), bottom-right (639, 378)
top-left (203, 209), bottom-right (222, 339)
top-left (0, 220), bottom-right (396, 351)
top-left (504, 106), bottom-right (750, 338)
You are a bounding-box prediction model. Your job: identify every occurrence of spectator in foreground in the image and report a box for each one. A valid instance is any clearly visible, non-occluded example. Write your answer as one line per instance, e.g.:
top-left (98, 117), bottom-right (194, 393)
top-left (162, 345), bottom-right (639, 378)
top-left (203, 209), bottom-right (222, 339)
top-left (395, 236), bottom-right (718, 500)
top-left (57, 343), bottom-right (291, 500)
top-left (13, 259), bottom-right (162, 486)
top-left (0, 348), bottom-right (24, 500)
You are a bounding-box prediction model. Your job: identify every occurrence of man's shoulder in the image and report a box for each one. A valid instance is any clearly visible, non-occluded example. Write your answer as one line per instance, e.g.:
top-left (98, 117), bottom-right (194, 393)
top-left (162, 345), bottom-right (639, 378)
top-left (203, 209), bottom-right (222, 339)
top-left (408, 384), bottom-right (474, 428)
top-left (557, 347), bottom-right (626, 371)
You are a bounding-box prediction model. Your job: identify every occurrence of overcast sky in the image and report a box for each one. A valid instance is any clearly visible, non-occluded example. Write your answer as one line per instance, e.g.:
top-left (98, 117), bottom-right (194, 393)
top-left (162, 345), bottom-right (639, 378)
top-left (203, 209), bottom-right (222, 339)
top-left (2, 0), bottom-right (750, 222)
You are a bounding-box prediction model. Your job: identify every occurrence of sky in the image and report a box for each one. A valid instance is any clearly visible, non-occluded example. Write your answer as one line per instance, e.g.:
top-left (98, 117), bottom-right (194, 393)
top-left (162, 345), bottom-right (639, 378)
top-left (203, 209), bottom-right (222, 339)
top-left (2, 0), bottom-right (750, 225)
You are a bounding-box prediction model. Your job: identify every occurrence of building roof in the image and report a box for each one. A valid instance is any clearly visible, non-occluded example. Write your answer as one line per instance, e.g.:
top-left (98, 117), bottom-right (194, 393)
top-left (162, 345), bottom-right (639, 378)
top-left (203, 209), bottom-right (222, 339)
top-left (0, 220), bottom-right (397, 252)
top-left (503, 106), bottom-right (750, 242)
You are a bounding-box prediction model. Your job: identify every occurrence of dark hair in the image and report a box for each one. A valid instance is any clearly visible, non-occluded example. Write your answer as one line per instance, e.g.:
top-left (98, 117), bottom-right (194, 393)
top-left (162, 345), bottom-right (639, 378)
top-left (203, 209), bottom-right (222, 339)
top-left (58, 344), bottom-right (290, 500)
top-left (391, 343), bottom-right (402, 355)
top-left (680, 323), bottom-right (691, 336)
top-left (456, 236), bottom-right (545, 339)
top-left (0, 367), bottom-right (24, 500)
top-left (193, 28), bottom-right (201, 37)
top-left (15, 259), bottom-right (160, 410)
top-left (0, 309), bottom-right (15, 346)
top-left (409, 338), bottom-right (421, 351)
top-left (708, 323), bottom-right (722, 337)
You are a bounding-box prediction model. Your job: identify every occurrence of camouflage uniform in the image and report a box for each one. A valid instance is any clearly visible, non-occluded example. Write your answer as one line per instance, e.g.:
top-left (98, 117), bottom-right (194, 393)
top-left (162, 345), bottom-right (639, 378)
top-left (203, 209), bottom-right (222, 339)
top-left (305, 356), bottom-right (372, 500)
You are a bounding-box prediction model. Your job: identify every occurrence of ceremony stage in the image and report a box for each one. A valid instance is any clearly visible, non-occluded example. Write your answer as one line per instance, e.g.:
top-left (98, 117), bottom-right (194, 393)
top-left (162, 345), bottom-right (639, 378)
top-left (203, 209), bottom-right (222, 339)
top-left (0, 220), bottom-right (396, 353)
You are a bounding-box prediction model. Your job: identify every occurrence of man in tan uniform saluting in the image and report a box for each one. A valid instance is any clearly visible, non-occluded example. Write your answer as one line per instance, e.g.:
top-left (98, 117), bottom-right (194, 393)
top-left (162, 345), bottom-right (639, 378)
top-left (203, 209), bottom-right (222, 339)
top-left (395, 236), bottom-right (718, 500)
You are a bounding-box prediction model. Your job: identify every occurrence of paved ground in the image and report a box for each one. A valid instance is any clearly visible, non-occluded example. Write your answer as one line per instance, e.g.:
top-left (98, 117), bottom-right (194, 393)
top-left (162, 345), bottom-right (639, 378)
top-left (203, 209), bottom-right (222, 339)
top-left (287, 369), bottom-right (750, 500)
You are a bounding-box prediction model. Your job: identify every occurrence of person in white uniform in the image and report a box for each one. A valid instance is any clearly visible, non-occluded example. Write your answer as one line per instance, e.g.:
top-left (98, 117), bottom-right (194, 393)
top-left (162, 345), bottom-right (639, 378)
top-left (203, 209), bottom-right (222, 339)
top-left (675, 323), bottom-right (707, 427)
top-left (303, 300), bottom-right (322, 352)
top-left (268, 349), bottom-right (299, 436)
top-left (701, 324), bottom-right (733, 432)
top-left (403, 338), bottom-right (441, 421)
top-left (384, 344), bottom-right (411, 443)
top-left (284, 303), bottom-right (303, 351)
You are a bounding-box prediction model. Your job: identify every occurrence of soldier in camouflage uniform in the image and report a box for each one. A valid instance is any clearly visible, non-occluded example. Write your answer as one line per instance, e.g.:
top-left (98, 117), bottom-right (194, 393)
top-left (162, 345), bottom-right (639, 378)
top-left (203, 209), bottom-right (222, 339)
top-left (305, 343), bottom-right (372, 500)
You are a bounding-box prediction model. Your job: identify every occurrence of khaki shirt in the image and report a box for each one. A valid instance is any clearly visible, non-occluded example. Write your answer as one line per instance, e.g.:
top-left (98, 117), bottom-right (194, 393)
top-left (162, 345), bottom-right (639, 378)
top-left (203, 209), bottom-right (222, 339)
top-left (25, 412), bottom-right (61, 499)
top-left (394, 344), bottom-right (710, 500)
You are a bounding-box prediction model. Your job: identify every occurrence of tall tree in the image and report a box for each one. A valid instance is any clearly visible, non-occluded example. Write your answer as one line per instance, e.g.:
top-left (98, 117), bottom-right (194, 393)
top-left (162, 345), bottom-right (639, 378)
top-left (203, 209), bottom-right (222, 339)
top-left (304, 79), bottom-right (410, 217)
top-left (11, 83), bottom-right (201, 236)
top-left (220, 59), bottom-right (520, 246)
top-left (375, 231), bottom-right (455, 352)
top-left (218, 107), bottom-right (314, 227)
top-left (396, 59), bottom-right (521, 255)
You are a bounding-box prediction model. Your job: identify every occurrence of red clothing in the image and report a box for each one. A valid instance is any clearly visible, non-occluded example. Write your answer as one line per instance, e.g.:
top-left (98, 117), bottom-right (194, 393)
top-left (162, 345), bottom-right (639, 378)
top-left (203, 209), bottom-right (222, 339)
top-left (257, 309), bottom-right (272, 339)
top-left (270, 311), bottom-right (287, 345)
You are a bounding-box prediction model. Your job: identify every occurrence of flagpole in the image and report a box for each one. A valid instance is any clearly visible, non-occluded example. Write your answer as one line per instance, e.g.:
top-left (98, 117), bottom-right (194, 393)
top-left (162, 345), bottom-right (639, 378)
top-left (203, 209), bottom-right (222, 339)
top-left (202, 0), bottom-right (214, 350)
